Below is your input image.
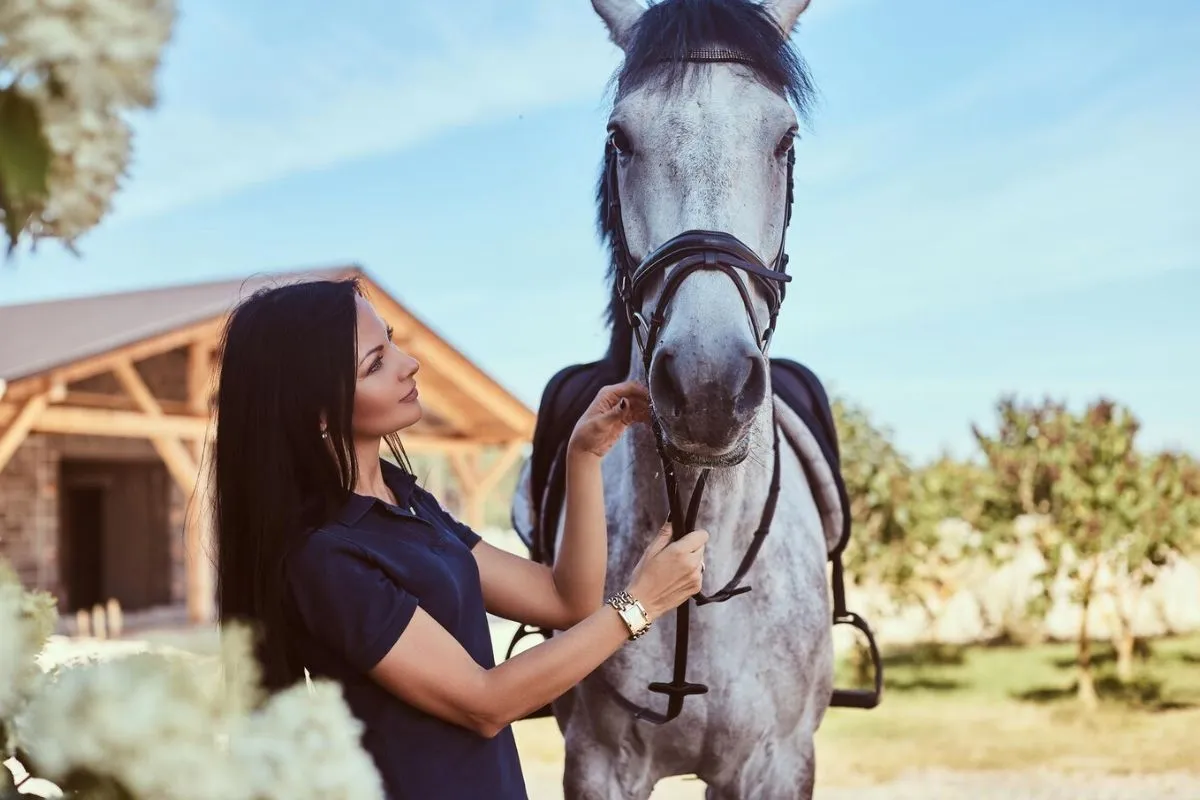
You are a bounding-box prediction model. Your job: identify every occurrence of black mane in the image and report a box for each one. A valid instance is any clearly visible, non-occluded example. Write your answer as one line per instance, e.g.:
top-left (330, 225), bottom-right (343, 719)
top-left (596, 0), bottom-right (816, 367)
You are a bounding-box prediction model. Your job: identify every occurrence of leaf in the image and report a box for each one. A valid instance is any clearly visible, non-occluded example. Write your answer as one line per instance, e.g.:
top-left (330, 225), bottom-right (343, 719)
top-left (0, 87), bottom-right (53, 252)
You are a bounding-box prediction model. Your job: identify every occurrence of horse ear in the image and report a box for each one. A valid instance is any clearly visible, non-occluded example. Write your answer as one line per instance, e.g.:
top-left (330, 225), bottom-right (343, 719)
top-left (591, 0), bottom-right (645, 50)
top-left (764, 0), bottom-right (812, 34)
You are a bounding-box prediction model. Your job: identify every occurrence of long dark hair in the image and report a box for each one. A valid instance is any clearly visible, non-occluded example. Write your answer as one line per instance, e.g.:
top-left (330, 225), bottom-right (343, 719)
top-left (213, 277), bottom-right (411, 692)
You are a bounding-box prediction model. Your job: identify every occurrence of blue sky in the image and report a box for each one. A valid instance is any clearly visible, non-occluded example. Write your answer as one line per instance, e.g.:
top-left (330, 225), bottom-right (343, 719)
top-left (1, 0), bottom-right (1197, 462)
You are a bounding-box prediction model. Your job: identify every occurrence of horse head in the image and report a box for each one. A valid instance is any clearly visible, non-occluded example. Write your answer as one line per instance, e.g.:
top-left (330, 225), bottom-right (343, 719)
top-left (595, 0), bottom-right (815, 468)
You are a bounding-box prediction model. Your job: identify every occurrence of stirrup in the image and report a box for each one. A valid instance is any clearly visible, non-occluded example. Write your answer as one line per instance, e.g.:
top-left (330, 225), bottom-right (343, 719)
top-left (505, 623), bottom-right (551, 661)
top-left (830, 611), bottom-right (883, 709)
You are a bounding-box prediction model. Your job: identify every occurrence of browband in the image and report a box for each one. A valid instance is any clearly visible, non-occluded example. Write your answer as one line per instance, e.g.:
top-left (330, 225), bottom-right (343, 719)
top-left (661, 48), bottom-right (756, 65)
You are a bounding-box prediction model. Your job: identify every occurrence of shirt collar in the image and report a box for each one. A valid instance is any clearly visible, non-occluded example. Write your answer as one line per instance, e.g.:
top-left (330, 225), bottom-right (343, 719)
top-left (335, 459), bottom-right (419, 527)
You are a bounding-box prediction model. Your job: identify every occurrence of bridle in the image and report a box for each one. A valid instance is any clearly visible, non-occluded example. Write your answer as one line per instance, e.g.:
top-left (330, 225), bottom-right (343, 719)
top-left (602, 54), bottom-right (798, 725)
top-left (609, 145), bottom-right (795, 360)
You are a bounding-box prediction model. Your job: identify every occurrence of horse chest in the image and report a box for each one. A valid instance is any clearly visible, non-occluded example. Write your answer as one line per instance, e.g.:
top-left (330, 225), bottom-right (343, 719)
top-left (597, 517), bottom-right (830, 730)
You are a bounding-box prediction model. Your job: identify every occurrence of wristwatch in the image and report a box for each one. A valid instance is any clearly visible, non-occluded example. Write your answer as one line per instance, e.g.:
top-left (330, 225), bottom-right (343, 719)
top-left (607, 591), bottom-right (651, 640)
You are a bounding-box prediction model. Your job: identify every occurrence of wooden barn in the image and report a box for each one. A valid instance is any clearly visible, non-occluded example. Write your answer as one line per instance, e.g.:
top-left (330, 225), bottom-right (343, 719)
top-left (0, 266), bottom-right (534, 631)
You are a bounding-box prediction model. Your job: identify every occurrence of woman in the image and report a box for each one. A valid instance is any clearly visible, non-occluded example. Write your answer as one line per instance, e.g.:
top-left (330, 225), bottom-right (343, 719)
top-left (213, 278), bottom-right (708, 800)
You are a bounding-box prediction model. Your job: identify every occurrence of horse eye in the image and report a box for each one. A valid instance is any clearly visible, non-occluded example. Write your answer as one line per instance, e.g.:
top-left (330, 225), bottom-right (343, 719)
top-left (776, 130), bottom-right (798, 157)
top-left (608, 126), bottom-right (633, 156)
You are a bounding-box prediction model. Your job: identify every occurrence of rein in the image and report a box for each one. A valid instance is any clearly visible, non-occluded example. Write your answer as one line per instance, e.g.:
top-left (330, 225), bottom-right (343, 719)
top-left (601, 80), bottom-right (797, 721)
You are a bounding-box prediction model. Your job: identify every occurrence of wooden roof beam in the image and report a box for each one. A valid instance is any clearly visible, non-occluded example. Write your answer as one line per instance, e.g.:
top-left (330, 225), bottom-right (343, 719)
top-left (187, 340), bottom-right (217, 416)
top-left (408, 370), bottom-right (488, 435)
top-left (0, 393), bottom-right (48, 473)
top-left (23, 403), bottom-right (496, 458)
top-left (475, 440), bottom-right (527, 500)
top-left (32, 406), bottom-right (209, 439)
top-left (112, 359), bottom-right (199, 496)
top-left (406, 334), bottom-right (533, 438)
top-left (363, 282), bottom-right (534, 439)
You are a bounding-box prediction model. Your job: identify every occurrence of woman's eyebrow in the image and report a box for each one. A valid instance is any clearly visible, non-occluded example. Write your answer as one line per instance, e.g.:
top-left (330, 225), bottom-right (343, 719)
top-left (358, 343), bottom-right (384, 367)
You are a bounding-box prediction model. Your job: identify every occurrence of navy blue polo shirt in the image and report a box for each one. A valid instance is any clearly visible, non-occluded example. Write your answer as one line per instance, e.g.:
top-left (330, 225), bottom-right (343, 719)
top-left (284, 459), bottom-right (527, 800)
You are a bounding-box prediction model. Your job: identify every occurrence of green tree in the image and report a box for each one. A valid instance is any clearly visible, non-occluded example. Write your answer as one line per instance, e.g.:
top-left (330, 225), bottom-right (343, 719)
top-left (834, 401), bottom-right (992, 653)
top-left (905, 457), bottom-right (993, 632)
top-left (1107, 450), bottom-right (1200, 683)
top-left (833, 398), bottom-right (916, 603)
top-left (832, 398), bottom-right (915, 678)
top-left (973, 396), bottom-right (1145, 709)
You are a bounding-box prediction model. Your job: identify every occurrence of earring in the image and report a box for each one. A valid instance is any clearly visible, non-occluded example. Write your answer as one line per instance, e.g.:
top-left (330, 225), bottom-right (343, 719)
top-left (320, 430), bottom-right (329, 440)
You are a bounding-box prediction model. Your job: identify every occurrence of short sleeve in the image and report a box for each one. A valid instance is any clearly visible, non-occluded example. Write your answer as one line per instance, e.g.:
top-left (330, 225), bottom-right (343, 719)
top-left (416, 488), bottom-right (482, 550)
top-left (285, 533), bottom-right (419, 672)
top-left (444, 510), bottom-right (482, 549)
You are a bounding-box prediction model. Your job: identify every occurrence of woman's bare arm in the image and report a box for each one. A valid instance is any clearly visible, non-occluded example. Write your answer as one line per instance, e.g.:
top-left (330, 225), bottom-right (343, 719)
top-left (369, 598), bottom-right (631, 737)
top-left (473, 450), bottom-right (608, 630)
top-left (370, 524), bottom-right (706, 738)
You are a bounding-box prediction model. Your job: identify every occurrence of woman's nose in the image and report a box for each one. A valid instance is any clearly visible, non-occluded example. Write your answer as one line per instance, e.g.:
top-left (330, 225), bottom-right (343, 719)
top-left (402, 354), bottom-right (420, 378)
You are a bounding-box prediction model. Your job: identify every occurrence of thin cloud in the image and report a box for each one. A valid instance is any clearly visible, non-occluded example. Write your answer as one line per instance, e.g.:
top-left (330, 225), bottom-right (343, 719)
top-left (112, 2), bottom-right (624, 221)
top-left (110, 0), bottom-right (863, 223)
top-left (773, 18), bottom-right (1200, 346)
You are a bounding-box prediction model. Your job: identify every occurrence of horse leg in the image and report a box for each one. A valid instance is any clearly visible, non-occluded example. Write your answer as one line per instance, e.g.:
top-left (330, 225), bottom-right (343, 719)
top-left (561, 726), bottom-right (659, 800)
top-left (702, 736), bottom-right (816, 800)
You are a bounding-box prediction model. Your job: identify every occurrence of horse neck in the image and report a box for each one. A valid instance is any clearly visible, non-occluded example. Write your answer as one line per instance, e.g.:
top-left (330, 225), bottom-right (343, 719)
top-left (616, 360), bottom-right (777, 567)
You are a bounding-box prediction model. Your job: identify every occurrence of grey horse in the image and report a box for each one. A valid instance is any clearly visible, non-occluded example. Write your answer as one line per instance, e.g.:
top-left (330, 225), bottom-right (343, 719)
top-left (512, 1), bottom-right (848, 797)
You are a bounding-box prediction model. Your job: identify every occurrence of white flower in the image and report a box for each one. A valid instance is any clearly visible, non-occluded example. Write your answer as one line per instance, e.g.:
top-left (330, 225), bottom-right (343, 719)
top-left (5, 560), bottom-right (385, 800)
top-left (28, 90), bottom-right (132, 241)
top-left (227, 681), bottom-right (386, 800)
top-left (0, 562), bottom-right (56, 724)
top-left (17, 651), bottom-right (243, 799)
top-left (0, 0), bottom-right (175, 109)
top-left (0, 0), bottom-right (176, 247)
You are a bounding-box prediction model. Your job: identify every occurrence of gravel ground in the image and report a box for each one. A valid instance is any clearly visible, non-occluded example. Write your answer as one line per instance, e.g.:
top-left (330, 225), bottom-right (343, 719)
top-left (815, 770), bottom-right (1200, 799)
top-left (520, 767), bottom-right (1200, 800)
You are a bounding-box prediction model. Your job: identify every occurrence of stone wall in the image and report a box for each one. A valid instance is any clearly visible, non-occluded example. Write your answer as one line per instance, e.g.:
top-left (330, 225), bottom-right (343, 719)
top-left (0, 433), bottom-right (188, 610)
top-left (0, 434), bottom-right (56, 589)
top-left (0, 355), bottom-right (193, 610)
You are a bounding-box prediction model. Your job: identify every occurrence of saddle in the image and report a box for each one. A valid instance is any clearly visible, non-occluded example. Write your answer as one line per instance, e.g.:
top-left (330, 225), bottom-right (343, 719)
top-left (507, 357), bottom-right (881, 716)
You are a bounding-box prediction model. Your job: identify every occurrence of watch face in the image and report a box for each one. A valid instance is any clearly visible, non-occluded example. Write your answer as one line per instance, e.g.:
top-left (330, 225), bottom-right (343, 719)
top-left (621, 606), bottom-right (645, 631)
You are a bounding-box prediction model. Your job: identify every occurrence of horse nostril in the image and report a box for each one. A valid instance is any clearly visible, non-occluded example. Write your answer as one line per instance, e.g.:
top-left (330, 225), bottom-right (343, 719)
top-left (649, 352), bottom-right (685, 419)
top-left (734, 355), bottom-right (767, 420)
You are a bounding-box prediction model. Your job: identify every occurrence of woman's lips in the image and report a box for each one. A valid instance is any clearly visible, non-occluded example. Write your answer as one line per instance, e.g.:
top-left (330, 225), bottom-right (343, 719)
top-left (401, 385), bottom-right (419, 402)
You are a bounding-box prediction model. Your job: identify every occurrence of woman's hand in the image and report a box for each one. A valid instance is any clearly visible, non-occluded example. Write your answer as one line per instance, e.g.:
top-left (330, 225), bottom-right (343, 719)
top-left (626, 523), bottom-right (708, 622)
top-left (567, 381), bottom-right (651, 459)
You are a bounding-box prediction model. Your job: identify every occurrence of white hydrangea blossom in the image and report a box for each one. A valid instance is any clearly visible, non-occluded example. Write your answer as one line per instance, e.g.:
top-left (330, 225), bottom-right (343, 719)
top-left (0, 0), bottom-right (175, 244)
top-left (16, 651), bottom-right (244, 799)
top-left (0, 0), bottom-right (175, 109)
top-left (6, 602), bottom-right (386, 799)
top-left (25, 89), bottom-right (133, 242)
top-left (0, 563), bottom-right (56, 726)
top-left (227, 681), bottom-right (387, 800)
top-left (0, 578), bottom-right (30, 721)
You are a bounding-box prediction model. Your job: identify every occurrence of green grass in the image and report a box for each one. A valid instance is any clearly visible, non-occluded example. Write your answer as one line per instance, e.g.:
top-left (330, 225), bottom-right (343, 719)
top-left (515, 634), bottom-right (1200, 788)
top-left (816, 634), bottom-right (1200, 785)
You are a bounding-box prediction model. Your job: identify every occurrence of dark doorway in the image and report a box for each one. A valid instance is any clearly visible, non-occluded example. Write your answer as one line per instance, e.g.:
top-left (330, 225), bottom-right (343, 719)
top-left (59, 460), bottom-right (172, 612)
top-left (62, 485), bottom-right (106, 610)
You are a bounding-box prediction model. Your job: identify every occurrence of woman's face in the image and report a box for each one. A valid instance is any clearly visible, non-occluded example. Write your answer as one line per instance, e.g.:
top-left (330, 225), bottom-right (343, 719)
top-left (351, 295), bottom-right (422, 438)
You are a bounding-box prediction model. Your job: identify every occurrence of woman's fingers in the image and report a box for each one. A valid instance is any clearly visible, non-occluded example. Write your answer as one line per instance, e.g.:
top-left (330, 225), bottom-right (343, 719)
top-left (594, 382), bottom-right (651, 424)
